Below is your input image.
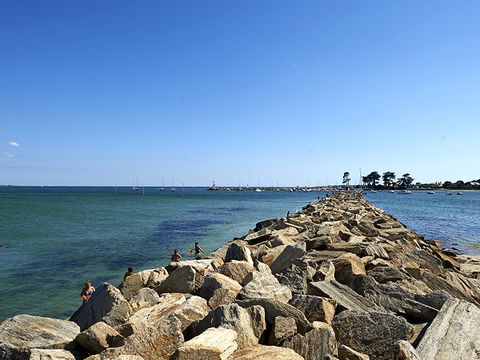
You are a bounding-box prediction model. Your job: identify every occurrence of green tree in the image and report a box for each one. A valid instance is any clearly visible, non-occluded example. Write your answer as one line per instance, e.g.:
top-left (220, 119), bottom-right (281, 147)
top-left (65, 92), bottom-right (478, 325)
top-left (382, 171), bottom-right (396, 188)
top-left (362, 176), bottom-right (370, 187)
top-left (442, 181), bottom-right (452, 189)
top-left (342, 172), bottom-right (351, 187)
top-left (367, 171), bottom-right (381, 188)
top-left (398, 173), bottom-right (414, 189)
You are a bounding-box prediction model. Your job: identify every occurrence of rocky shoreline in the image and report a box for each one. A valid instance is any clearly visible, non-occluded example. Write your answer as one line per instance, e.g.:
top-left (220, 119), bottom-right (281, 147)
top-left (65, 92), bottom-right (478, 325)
top-left (2, 191), bottom-right (480, 360)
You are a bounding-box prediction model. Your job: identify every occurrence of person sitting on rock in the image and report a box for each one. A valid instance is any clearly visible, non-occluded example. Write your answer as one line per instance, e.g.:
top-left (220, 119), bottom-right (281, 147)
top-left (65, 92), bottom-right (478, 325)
top-left (80, 281), bottom-right (95, 303)
top-left (123, 266), bottom-right (134, 281)
top-left (171, 249), bottom-right (182, 262)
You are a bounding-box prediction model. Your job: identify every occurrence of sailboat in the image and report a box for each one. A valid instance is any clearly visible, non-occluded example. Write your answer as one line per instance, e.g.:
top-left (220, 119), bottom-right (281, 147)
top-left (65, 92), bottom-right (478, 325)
top-left (171, 178), bottom-right (176, 192)
top-left (159, 177), bottom-right (165, 191)
top-left (132, 178), bottom-right (140, 191)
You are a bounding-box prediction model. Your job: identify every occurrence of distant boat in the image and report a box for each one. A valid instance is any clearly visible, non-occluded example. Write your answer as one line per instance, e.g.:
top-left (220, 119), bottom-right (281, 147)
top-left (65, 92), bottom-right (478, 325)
top-left (370, 190), bottom-right (377, 193)
top-left (171, 187), bottom-right (176, 192)
top-left (389, 190), bottom-right (395, 193)
top-left (255, 188), bottom-right (262, 192)
top-left (446, 192), bottom-right (453, 195)
top-left (457, 192), bottom-right (464, 195)
top-left (132, 178), bottom-right (140, 191)
top-left (427, 191), bottom-right (435, 194)
top-left (159, 187), bottom-right (164, 191)
top-left (398, 190), bottom-right (412, 194)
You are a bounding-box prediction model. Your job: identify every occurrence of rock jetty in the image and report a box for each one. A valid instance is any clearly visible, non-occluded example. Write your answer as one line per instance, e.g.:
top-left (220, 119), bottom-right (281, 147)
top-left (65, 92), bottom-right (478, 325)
top-left (2, 191), bottom-right (480, 360)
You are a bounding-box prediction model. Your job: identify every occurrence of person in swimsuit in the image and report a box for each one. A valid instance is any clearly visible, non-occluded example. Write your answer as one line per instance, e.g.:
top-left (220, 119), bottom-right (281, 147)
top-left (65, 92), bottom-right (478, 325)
top-left (123, 267), bottom-right (134, 281)
top-left (171, 249), bottom-right (182, 262)
top-left (189, 242), bottom-right (205, 259)
top-left (80, 281), bottom-right (95, 303)
top-left (194, 242), bottom-right (204, 256)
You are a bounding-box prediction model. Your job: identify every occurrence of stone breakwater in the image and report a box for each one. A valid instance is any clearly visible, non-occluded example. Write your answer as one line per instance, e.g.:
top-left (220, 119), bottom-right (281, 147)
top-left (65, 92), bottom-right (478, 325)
top-left (2, 192), bottom-right (480, 360)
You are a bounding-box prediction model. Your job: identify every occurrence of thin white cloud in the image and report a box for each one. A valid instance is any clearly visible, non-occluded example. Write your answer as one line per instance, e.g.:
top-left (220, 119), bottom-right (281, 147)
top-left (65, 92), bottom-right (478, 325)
top-left (288, 61), bottom-right (298, 68)
top-left (8, 141), bottom-right (20, 148)
top-left (3, 152), bottom-right (14, 158)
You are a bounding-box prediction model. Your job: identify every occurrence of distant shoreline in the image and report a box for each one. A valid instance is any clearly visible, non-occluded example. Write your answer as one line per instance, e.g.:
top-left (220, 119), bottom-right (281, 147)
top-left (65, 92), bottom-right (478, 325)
top-left (1, 184), bottom-right (479, 192)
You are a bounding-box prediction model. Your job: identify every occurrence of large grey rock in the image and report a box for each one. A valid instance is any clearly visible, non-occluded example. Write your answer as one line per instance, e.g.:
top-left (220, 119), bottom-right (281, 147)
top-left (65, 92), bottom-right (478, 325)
top-left (259, 245), bottom-right (287, 267)
top-left (351, 275), bottom-right (438, 321)
top-left (123, 293), bottom-right (184, 332)
top-left (305, 235), bottom-right (333, 251)
top-left (276, 263), bottom-right (316, 295)
top-left (365, 244), bottom-right (389, 260)
top-left (367, 266), bottom-right (408, 284)
top-left (268, 316), bottom-right (297, 345)
top-left (313, 260), bottom-right (335, 281)
top-left (283, 327), bottom-right (338, 360)
top-left (207, 287), bottom-right (239, 309)
top-left (70, 283), bottom-right (131, 331)
top-left (172, 296), bottom-right (211, 331)
top-left (289, 295), bottom-right (336, 324)
top-left (120, 268), bottom-right (168, 300)
top-left (333, 310), bottom-right (412, 360)
top-left (128, 288), bottom-right (161, 312)
top-left (332, 253), bottom-right (366, 286)
top-left (173, 327), bottom-right (237, 360)
top-left (267, 234), bottom-right (295, 248)
top-left (198, 273), bottom-right (242, 302)
top-left (238, 274), bottom-right (292, 303)
top-left (0, 315), bottom-right (80, 360)
top-left (125, 293), bottom-right (209, 333)
top-left (156, 266), bottom-right (198, 294)
top-left (416, 298), bottom-right (480, 360)
top-left (413, 290), bottom-right (450, 310)
top-left (236, 298), bottom-right (311, 335)
top-left (418, 271), bottom-right (476, 303)
top-left (105, 316), bottom-right (184, 360)
top-left (190, 303), bottom-right (265, 349)
top-left (270, 242), bottom-right (306, 274)
top-left (244, 228), bottom-right (272, 243)
top-left (231, 345), bottom-right (304, 360)
top-left (225, 243), bottom-right (254, 266)
top-left (308, 280), bottom-right (386, 313)
top-left (29, 349), bottom-right (76, 360)
top-left (75, 321), bottom-right (124, 354)
top-left (217, 260), bottom-right (256, 285)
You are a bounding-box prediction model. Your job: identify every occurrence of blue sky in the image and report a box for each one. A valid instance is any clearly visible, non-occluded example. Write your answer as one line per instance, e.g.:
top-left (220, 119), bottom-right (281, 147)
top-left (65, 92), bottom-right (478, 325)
top-left (1, 1), bottom-right (479, 186)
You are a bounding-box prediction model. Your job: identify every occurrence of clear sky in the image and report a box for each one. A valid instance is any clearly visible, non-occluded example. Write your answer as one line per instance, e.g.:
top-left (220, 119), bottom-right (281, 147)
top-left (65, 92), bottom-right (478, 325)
top-left (1, 1), bottom-right (479, 186)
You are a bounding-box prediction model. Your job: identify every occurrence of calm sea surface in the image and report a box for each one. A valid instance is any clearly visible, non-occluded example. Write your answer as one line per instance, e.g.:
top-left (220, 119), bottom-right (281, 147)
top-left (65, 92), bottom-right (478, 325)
top-left (0, 187), bottom-right (479, 321)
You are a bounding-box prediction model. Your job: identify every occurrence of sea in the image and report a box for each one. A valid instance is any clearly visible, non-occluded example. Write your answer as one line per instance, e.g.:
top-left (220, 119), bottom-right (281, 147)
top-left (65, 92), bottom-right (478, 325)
top-left (0, 186), bottom-right (479, 322)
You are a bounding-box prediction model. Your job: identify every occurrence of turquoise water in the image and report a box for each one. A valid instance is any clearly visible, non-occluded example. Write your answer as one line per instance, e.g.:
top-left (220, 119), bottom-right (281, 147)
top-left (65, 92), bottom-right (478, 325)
top-left (0, 187), bottom-right (479, 322)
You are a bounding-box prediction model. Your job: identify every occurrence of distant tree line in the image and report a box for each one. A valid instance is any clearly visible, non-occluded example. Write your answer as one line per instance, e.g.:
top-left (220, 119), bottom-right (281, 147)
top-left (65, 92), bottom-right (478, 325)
top-left (360, 171), bottom-right (414, 189)
top-left (436, 179), bottom-right (480, 190)
top-left (345, 170), bottom-right (480, 190)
